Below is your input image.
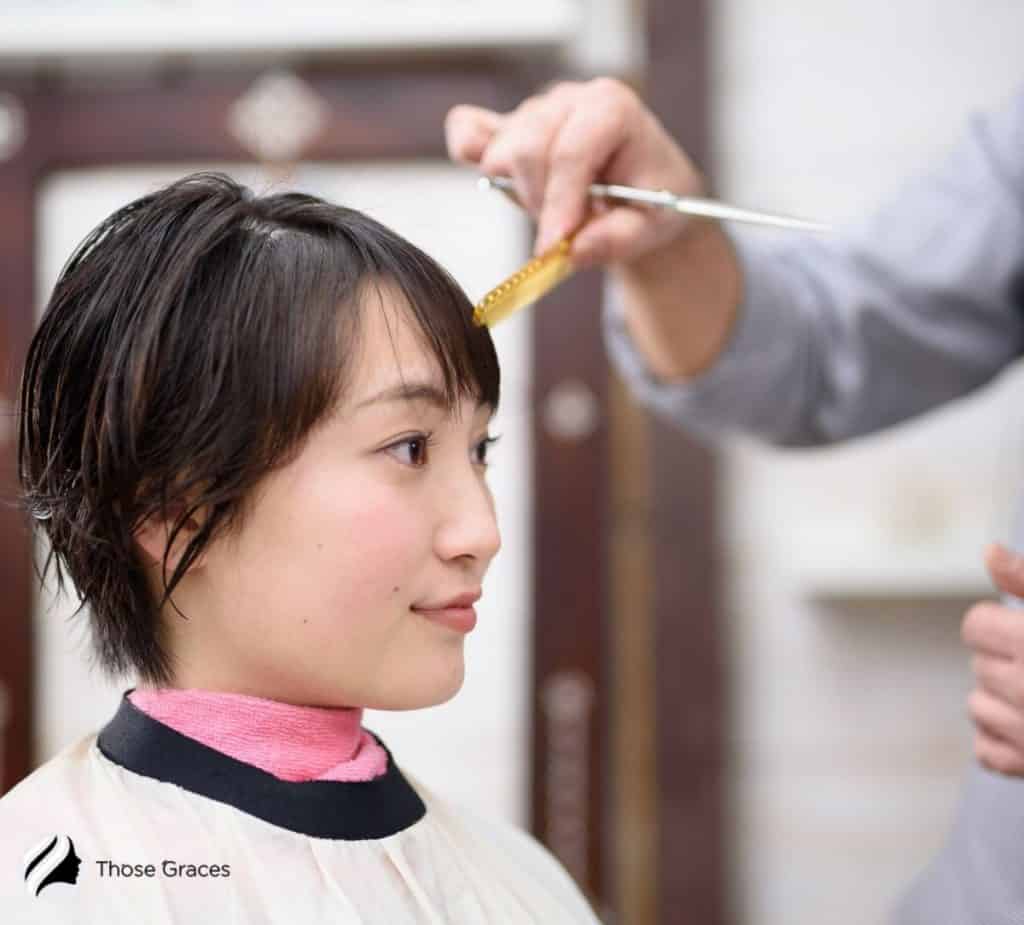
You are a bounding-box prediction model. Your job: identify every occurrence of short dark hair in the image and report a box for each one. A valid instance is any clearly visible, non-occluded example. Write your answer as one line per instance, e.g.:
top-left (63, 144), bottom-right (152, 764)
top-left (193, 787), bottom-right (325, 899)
top-left (18, 172), bottom-right (499, 684)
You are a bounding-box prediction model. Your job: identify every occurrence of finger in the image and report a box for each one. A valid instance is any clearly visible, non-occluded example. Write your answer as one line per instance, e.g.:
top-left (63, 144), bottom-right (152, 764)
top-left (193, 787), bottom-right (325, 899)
top-left (986, 542), bottom-right (1024, 599)
top-left (969, 688), bottom-right (1024, 744)
top-left (570, 206), bottom-right (658, 267)
top-left (973, 654), bottom-right (1024, 707)
top-left (962, 601), bottom-right (1024, 659)
top-left (444, 105), bottom-right (504, 165)
top-left (478, 96), bottom-right (571, 215)
top-left (536, 91), bottom-right (634, 254)
top-left (975, 730), bottom-right (1024, 776)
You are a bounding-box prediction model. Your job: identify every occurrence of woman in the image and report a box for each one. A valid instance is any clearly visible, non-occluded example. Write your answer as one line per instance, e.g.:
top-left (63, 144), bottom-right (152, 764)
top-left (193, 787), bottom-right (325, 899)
top-left (3, 173), bottom-right (598, 923)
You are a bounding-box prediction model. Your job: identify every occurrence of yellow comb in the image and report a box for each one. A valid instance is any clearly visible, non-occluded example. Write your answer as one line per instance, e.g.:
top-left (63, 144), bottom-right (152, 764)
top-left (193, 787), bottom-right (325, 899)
top-left (472, 236), bottom-right (576, 328)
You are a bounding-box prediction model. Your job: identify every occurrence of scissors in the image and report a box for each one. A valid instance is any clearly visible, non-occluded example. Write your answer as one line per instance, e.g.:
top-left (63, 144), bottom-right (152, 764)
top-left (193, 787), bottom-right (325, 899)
top-left (479, 174), bottom-right (831, 234)
top-left (472, 174), bottom-right (830, 327)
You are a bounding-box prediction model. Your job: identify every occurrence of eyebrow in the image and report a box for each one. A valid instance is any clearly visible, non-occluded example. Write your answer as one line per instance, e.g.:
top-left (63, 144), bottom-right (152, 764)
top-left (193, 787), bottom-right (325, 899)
top-left (355, 381), bottom-right (487, 412)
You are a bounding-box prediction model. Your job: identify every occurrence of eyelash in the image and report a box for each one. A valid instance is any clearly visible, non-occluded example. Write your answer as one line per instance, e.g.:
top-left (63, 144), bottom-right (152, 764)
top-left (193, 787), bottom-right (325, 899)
top-left (387, 432), bottom-right (501, 468)
top-left (474, 434), bottom-right (501, 466)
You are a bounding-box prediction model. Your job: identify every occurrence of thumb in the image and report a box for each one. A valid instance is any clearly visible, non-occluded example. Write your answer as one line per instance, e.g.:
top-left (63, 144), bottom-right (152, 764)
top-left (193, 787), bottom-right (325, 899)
top-left (444, 105), bottom-right (504, 165)
top-left (985, 542), bottom-right (1024, 599)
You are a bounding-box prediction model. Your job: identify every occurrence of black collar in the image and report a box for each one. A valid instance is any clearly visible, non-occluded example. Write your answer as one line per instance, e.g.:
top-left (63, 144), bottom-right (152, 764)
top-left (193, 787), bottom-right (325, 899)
top-left (97, 692), bottom-right (426, 840)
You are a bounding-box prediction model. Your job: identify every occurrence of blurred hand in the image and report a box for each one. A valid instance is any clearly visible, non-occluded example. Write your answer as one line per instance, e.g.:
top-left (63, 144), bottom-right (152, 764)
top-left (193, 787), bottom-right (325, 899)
top-left (963, 543), bottom-right (1024, 775)
top-left (445, 78), bottom-right (704, 267)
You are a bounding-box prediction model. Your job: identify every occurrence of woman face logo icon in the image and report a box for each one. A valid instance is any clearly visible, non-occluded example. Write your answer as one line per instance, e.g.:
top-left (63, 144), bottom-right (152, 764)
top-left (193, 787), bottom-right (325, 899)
top-left (24, 834), bottom-right (82, 896)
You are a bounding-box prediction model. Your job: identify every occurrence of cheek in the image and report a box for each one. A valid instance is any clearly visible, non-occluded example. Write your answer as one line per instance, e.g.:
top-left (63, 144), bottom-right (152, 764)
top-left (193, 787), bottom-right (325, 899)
top-left (290, 482), bottom-right (428, 603)
top-left (216, 460), bottom-right (433, 634)
top-left (291, 491), bottom-right (428, 662)
top-left (328, 500), bottom-right (421, 582)
top-left (216, 486), bottom-right (429, 666)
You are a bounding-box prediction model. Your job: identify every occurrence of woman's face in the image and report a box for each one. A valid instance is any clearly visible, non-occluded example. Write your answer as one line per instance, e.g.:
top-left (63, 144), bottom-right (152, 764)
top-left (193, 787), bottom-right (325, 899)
top-left (160, 296), bottom-right (501, 709)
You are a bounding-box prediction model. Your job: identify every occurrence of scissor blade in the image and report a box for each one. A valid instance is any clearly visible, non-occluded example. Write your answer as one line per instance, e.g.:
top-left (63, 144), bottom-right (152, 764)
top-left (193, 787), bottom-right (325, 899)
top-left (669, 197), bottom-right (831, 233)
top-left (481, 175), bottom-right (830, 233)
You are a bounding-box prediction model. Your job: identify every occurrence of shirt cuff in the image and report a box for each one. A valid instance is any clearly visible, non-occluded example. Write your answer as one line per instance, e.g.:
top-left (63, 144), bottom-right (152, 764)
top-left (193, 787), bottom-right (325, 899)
top-left (602, 232), bottom-right (797, 438)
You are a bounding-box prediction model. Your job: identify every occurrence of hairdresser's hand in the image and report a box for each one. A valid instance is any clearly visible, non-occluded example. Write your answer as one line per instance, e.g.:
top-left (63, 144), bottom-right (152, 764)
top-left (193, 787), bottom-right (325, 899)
top-left (962, 543), bottom-right (1024, 776)
top-left (445, 78), bottom-right (704, 268)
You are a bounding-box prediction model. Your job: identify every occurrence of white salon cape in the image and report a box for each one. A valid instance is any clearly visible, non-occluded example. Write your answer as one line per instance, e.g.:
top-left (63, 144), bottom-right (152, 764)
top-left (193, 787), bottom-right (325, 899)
top-left (0, 694), bottom-right (599, 923)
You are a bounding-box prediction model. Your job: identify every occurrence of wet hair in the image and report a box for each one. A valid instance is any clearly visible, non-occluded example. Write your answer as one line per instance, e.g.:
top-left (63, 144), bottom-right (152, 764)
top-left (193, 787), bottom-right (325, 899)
top-left (18, 172), bottom-right (499, 684)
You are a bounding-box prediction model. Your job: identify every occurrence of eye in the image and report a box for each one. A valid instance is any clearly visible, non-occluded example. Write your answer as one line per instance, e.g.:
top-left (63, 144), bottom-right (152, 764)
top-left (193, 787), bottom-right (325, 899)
top-left (387, 432), bottom-right (435, 467)
top-left (473, 434), bottom-right (501, 467)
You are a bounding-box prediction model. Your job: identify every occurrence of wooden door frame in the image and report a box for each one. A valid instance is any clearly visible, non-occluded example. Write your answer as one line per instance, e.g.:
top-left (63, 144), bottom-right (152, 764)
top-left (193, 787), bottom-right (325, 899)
top-left (644, 2), bottom-right (727, 922)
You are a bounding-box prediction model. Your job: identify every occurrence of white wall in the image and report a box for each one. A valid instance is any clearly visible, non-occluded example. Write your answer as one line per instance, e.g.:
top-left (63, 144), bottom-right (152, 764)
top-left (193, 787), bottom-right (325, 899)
top-left (712, 2), bottom-right (1024, 923)
top-left (0, 1), bottom-right (579, 59)
top-left (34, 162), bottom-right (533, 825)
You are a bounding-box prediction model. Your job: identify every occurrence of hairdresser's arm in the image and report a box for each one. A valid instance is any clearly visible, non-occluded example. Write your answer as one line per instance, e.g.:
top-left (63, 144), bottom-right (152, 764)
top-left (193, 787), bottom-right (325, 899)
top-left (606, 85), bottom-right (1024, 447)
top-left (448, 80), bottom-right (1024, 448)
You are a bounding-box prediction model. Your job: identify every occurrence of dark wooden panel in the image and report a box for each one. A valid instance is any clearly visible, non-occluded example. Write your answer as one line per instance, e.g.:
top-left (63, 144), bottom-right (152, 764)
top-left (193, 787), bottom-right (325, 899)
top-left (0, 162), bottom-right (37, 796)
top-left (645, 1), bottom-right (728, 922)
top-left (531, 266), bottom-right (609, 906)
top-left (20, 69), bottom-right (521, 167)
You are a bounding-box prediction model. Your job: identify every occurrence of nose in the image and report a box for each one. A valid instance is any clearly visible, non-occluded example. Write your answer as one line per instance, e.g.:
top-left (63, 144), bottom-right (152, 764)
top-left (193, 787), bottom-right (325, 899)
top-left (435, 473), bottom-right (501, 568)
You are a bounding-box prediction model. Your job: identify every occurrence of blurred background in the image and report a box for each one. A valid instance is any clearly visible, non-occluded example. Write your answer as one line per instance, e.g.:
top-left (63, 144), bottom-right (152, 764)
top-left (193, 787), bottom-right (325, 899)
top-left (2, 2), bottom-right (1024, 923)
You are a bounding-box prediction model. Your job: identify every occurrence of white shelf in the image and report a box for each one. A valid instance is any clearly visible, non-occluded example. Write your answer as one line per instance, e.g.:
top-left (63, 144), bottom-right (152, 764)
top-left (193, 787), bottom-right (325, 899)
top-left (0, 2), bottom-right (579, 60)
top-left (786, 545), bottom-right (994, 600)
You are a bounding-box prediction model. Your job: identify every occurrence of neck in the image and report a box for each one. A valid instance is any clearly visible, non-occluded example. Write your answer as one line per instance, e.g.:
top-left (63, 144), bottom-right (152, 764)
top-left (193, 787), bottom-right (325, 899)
top-left (128, 687), bottom-right (388, 782)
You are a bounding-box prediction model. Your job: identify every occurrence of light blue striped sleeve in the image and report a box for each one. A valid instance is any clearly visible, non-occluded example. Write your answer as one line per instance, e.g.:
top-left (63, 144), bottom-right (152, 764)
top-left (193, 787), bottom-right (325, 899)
top-left (603, 84), bottom-right (1024, 448)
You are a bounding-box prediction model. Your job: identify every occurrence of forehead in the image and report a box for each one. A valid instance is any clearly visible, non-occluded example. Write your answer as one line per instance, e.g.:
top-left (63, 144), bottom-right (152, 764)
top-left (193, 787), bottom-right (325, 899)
top-left (350, 290), bottom-right (447, 393)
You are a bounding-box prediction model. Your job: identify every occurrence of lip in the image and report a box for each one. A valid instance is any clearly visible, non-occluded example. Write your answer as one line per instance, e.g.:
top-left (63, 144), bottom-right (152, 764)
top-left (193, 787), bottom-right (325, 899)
top-left (411, 590), bottom-right (481, 634)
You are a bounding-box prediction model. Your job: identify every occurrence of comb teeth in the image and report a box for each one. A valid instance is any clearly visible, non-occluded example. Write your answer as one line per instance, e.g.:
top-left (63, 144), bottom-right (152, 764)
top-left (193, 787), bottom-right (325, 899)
top-left (473, 238), bottom-right (575, 327)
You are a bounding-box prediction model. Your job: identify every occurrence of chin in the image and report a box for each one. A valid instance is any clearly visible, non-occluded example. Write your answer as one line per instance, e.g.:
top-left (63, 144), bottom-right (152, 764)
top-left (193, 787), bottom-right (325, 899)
top-left (372, 658), bottom-right (466, 711)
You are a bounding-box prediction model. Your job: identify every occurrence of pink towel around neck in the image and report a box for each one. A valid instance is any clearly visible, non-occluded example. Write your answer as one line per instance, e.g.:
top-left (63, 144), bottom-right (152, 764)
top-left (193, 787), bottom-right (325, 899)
top-left (128, 687), bottom-right (388, 783)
